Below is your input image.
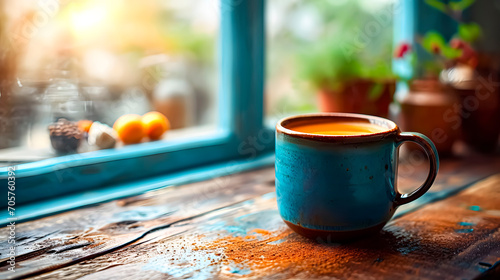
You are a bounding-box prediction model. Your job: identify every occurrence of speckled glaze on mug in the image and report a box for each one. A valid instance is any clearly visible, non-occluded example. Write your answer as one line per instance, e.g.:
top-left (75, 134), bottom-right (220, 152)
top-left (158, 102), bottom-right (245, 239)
top-left (275, 113), bottom-right (439, 241)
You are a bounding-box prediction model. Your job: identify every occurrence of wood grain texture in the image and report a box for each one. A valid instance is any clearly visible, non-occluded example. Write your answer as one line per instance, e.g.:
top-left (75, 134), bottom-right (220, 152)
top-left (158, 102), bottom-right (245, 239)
top-left (0, 155), bottom-right (499, 279)
top-left (0, 168), bottom-right (276, 279)
top-left (22, 173), bottom-right (500, 280)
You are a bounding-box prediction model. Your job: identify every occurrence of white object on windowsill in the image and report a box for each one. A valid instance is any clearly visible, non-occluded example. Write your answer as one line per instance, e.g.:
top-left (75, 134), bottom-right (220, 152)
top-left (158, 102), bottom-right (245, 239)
top-left (88, 122), bottom-right (117, 149)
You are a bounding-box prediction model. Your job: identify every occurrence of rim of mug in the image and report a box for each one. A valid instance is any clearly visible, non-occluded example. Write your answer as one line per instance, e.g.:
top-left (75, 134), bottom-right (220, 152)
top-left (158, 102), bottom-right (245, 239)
top-left (276, 112), bottom-right (399, 142)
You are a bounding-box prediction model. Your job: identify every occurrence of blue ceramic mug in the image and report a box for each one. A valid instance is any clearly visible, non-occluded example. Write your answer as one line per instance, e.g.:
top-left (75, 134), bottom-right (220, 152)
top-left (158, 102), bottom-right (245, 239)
top-left (275, 113), bottom-right (439, 241)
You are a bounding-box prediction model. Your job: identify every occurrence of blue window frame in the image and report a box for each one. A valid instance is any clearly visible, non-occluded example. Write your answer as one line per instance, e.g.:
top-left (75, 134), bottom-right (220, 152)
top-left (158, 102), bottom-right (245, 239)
top-left (0, 0), bottom-right (273, 216)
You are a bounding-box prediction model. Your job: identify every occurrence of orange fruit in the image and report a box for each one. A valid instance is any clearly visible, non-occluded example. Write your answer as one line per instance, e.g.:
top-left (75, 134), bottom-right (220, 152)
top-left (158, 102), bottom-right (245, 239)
top-left (77, 120), bottom-right (93, 133)
top-left (113, 114), bottom-right (145, 144)
top-left (142, 111), bottom-right (170, 140)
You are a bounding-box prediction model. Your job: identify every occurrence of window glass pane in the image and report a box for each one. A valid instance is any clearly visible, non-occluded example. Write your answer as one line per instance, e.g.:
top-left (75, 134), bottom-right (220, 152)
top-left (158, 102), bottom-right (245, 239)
top-left (265, 0), bottom-right (396, 123)
top-left (0, 0), bottom-right (220, 165)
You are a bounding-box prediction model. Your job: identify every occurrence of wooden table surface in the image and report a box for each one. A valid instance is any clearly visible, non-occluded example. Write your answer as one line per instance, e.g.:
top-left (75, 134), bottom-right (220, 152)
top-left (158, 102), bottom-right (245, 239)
top-left (1, 154), bottom-right (500, 280)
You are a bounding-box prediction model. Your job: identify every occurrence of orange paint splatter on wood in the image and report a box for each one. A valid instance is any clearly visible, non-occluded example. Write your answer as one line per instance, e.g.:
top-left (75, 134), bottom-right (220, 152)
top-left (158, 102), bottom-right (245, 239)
top-left (248, 228), bottom-right (270, 235)
top-left (193, 229), bottom-right (370, 277)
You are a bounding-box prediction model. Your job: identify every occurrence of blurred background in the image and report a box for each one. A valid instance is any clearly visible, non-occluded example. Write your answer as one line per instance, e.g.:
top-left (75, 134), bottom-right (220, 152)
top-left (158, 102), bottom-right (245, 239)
top-left (0, 0), bottom-right (499, 165)
top-left (0, 0), bottom-right (219, 163)
top-left (265, 0), bottom-right (395, 119)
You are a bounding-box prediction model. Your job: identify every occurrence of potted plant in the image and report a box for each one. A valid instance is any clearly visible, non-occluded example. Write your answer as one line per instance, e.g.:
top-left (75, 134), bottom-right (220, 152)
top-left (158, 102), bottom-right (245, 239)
top-left (294, 0), bottom-right (397, 118)
top-left (393, 34), bottom-right (464, 156)
top-left (297, 31), bottom-right (396, 118)
top-left (395, 0), bottom-right (499, 154)
top-left (427, 0), bottom-right (500, 153)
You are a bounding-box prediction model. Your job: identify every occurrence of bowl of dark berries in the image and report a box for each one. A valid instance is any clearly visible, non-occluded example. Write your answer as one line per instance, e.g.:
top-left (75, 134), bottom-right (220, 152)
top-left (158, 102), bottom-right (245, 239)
top-left (48, 119), bottom-right (83, 153)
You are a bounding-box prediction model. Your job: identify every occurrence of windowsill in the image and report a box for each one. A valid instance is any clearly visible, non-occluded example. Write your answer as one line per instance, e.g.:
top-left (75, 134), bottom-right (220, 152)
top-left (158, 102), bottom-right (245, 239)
top-left (0, 124), bottom-right (220, 167)
top-left (0, 152), bottom-right (275, 225)
top-left (0, 125), bottom-right (276, 208)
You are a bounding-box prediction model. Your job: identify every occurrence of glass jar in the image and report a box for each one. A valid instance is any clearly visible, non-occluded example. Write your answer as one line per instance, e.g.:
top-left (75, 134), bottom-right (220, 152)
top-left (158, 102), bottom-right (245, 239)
top-left (29, 63), bottom-right (91, 150)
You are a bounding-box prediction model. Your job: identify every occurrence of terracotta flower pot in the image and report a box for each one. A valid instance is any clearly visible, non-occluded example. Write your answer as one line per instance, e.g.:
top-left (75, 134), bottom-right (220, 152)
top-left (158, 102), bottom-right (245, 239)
top-left (317, 79), bottom-right (395, 118)
top-left (394, 79), bottom-right (460, 156)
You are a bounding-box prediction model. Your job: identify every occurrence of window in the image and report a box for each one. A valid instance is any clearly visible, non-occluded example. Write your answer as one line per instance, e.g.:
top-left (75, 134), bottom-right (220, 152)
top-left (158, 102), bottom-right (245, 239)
top-left (1, 0), bottom-right (221, 160)
top-left (1, 0), bottom-right (402, 218)
top-left (0, 0), bottom-right (272, 208)
top-left (265, 0), bottom-right (396, 124)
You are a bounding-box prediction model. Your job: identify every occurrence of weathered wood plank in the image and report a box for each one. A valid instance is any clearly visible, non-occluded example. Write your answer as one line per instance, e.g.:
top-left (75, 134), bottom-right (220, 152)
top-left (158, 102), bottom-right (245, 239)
top-left (0, 168), bottom-right (276, 279)
top-left (30, 174), bottom-right (500, 280)
top-left (396, 155), bottom-right (500, 217)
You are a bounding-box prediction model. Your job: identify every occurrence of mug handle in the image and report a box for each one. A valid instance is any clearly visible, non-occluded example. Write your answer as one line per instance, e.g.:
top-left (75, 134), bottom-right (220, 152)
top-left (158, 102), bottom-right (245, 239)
top-left (394, 132), bottom-right (440, 206)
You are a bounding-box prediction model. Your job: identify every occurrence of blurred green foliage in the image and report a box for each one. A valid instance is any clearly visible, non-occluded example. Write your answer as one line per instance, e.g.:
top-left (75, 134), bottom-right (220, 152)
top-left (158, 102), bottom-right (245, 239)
top-left (397, 0), bottom-right (480, 78)
top-left (294, 1), bottom-right (395, 93)
top-left (158, 10), bottom-right (215, 64)
top-left (421, 31), bottom-right (462, 59)
top-left (457, 22), bottom-right (481, 43)
top-left (422, 0), bottom-right (481, 44)
top-left (424, 0), bottom-right (475, 13)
